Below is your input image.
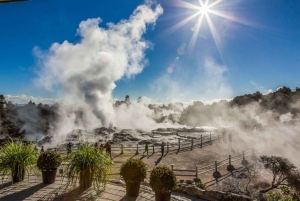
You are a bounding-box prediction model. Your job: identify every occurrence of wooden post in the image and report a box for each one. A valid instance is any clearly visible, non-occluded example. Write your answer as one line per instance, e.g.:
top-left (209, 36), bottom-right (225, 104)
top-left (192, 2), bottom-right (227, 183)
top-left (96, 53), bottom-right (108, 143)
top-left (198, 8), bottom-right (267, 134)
top-left (178, 138), bottom-right (181, 150)
top-left (136, 144), bottom-right (139, 155)
top-left (243, 151), bottom-right (245, 160)
top-left (191, 139), bottom-right (194, 150)
top-left (196, 167), bottom-right (198, 179)
top-left (152, 143), bottom-right (155, 154)
top-left (215, 161), bottom-right (218, 172)
top-left (200, 134), bottom-right (203, 149)
top-left (171, 165), bottom-right (174, 172)
top-left (121, 144), bottom-right (124, 154)
top-left (167, 142), bottom-right (169, 153)
top-left (229, 155), bottom-right (231, 165)
top-left (210, 132), bottom-right (212, 145)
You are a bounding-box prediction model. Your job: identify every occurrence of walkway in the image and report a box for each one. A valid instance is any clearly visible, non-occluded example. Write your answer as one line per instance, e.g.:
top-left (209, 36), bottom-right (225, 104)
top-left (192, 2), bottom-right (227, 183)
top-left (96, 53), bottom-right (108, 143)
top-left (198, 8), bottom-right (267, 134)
top-left (0, 176), bottom-right (206, 201)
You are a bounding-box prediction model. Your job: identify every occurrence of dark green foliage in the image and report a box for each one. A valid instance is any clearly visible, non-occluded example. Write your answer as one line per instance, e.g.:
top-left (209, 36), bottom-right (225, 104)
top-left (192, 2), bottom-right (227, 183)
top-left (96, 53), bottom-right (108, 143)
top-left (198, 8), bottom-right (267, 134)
top-left (149, 166), bottom-right (177, 194)
top-left (120, 158), bottom-right (147, 183)
top-left (64, 143), bottom-right (114, 190)
top-left (0, 140), bottom-right (39, 183)
top-left (37, 151), bottom-right (62, 170)
top-left (195, 181), bottom-right (207, 190)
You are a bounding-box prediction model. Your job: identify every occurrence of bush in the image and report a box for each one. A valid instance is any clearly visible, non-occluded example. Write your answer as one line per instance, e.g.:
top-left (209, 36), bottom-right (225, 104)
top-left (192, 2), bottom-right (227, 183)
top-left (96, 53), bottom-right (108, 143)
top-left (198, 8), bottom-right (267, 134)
top-left (195, 181), bottom-right (207, 190)
top-left (37, 151), bottom-right (62, 170)
top-left (120, 158), bottom-right (147, 183)
top-left (0, 140), bottom-right (39, 182)
top-left (149, 166), bottom-right (177, 194)
top-left (64, 143), bottom-right (114, 190)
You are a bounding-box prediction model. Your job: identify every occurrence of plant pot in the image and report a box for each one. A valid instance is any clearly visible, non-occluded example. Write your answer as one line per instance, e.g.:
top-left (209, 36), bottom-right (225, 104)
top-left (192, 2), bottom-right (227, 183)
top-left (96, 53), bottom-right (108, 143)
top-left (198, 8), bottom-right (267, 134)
top-left (42, 168), bottom-right (57, 184)
top-left (126, 182), bottom-right (141, 197)
top-left (12, 167), bottom-right (25, 183)
top-left (155, 192), bottom-right (171, 201)
top-left (79, 169), bottom-right (94, 189)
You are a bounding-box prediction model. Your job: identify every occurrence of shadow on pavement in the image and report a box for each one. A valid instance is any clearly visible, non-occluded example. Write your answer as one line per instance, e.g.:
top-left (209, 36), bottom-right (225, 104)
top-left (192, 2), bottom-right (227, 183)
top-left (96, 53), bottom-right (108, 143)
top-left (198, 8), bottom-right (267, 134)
top-left (0, 183), bottom-right (48, 200)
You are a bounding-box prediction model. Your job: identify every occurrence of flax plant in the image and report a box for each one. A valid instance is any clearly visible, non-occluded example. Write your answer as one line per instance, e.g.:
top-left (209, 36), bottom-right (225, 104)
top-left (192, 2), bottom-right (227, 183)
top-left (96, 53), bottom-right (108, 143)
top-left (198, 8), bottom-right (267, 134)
top-left (0, 140), bottom-right (39, 183)
top-left (64, 143), bottom-right (114, 190)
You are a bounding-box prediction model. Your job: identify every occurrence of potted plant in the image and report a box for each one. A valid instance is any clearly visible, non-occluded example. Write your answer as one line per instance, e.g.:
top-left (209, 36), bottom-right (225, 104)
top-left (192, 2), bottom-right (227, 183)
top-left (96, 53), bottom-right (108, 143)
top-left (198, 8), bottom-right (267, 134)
top-left (37, 151), bottom-right (62, 184)
top-left (120, 158), bottom-right (147, 197)
top-left (149, 166), bottom-right (177, 201)
top-left (0, 140), bottom-right (39, 183)
top-left (64, 143), bottom-right (113, 190)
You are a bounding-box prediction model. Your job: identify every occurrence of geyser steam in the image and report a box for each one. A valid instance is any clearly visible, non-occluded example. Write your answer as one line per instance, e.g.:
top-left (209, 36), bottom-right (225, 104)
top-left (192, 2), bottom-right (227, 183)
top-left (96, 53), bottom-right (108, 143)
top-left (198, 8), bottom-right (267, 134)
top-left (35, 2), bottom-right (163, 136)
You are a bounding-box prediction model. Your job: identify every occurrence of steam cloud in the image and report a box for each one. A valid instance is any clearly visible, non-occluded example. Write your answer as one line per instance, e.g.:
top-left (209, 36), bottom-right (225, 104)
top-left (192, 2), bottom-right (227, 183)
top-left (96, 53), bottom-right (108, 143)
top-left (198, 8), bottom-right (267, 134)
top-left (35, 2), bottom-right (163, 136)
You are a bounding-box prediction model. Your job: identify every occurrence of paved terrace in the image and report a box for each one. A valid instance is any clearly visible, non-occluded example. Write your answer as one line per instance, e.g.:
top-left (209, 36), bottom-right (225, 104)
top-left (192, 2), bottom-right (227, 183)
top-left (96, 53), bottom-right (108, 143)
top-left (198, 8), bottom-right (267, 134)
top-left (0, 176), bottom-right (206, 201)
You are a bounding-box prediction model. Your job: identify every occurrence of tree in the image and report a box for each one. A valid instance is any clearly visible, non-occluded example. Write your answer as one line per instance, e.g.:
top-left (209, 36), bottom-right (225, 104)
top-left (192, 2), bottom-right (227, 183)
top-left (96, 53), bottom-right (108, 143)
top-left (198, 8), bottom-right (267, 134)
top-left (0, 95), bottom-right (5, 101)
top-left (259, 156), bottom-right (300, 195)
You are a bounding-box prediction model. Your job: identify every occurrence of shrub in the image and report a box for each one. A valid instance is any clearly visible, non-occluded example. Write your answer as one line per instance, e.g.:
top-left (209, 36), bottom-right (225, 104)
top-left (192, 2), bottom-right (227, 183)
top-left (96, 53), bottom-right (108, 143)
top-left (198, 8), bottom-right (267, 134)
top-left (195, 181), bottom-right (207, 190)
top-left (0, 140), bottom-right (39, 183)
top-left (64, 143), bottom-right (114, 190)
top-left (120, 158), bottom-right (147, 183)
top-left (37, 151), bottom-right (62, 170)
top-left (149, 166), bottom-right (177, 194)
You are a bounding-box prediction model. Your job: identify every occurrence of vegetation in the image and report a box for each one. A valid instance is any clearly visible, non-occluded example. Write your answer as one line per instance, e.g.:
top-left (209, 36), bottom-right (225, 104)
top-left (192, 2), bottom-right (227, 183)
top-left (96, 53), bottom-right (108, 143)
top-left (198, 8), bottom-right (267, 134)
top-left (64, 143), bottom-right (113, 190)
top-left (195, 181), bottom-right (207, 190)
top-left (37, 151), bottom-right (62, 170)
top-left (259, 156), bottom-right (300, 195)
top-left (120, 158), bottom-right (147, 183)
top-left (0, 140), bottom-right (39, 183)
top-left (268, 186), bottom-right (300, 201)
top-left (149, 166), bottom-right (177, 194)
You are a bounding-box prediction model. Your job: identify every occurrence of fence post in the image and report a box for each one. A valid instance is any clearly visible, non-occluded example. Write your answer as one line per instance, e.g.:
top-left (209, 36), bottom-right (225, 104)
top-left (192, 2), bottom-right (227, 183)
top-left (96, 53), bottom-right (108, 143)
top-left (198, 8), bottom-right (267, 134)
top-left (136, 144), bottom-right (139, 155)
top-left (210, 132), bottom-right (212, 145)
top-left (167, 142), bottom-right (169, 153)
top-left (229, 155), bottom-right (231, 165)
top-left (152, 143), bottom-right (155, 154)
top-left (200, 134), bottom-right (202, 149)
top-left (171, 165), bottom-right (174, 172)
top-left (191, 139), bottom-right (193, 150)
top-left (196, 167), bottom-right (198, 179)
top-left (215, 161), bottom-right (218, 172)
top-left (121, 144), bottom-right (124, 154)
top-left (178, 138), bottom-right (181, 150)
top-left (243, 151), bottom-right (245, 160)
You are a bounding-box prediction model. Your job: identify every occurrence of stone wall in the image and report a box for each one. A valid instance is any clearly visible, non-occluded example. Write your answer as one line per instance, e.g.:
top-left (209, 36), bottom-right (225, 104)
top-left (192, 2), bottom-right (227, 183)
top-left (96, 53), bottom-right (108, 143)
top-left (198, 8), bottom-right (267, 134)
top-left (177, 183), bottom-right (253, 201)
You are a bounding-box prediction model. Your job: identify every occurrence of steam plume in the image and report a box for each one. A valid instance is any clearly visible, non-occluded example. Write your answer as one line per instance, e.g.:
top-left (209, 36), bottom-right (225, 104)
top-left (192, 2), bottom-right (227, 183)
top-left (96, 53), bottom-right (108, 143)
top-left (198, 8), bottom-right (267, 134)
top-left (35, 1), bottom-right (163, 136)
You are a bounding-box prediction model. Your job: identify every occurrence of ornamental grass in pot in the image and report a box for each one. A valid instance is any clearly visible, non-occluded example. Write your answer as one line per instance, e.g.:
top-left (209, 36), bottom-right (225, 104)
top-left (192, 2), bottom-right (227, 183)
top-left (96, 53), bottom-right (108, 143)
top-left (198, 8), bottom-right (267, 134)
top-left (0, 140), bottom-right (39, 183)
top-left (37, 151), bottom-right (62, 184)
top-left (64, 143), bottom-right (114, 190)
top-left (150, 166), bottom-right (177, 201)
top-left (120, 158), bottom-right (147, 197)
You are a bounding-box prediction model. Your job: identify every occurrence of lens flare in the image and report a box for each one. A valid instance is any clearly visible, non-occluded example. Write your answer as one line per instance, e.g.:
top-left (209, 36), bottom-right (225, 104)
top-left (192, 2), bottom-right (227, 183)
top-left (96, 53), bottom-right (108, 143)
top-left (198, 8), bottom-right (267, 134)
top-left (167, 0), bottom-right (255, 57)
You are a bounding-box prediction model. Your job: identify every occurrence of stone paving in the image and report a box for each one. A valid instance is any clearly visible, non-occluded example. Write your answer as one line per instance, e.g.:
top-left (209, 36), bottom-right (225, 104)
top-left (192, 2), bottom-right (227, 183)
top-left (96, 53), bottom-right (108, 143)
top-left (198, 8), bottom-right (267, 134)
top-left (0, 176), bottom-right (206, 201)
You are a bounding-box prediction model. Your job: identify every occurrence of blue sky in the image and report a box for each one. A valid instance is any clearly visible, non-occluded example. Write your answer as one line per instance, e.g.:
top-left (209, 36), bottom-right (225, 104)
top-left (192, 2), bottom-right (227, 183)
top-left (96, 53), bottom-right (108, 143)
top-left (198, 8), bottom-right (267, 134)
top-left (1, 0), bottom-right (300, 104)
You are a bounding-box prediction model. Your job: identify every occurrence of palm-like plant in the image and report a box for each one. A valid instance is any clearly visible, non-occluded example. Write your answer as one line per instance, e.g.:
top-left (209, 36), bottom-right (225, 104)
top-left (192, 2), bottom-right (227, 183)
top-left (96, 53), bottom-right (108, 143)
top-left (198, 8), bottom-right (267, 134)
top-left (64, 143), bottom-right (114, 190)
top-left (0, 140), bottom-right (39, 183)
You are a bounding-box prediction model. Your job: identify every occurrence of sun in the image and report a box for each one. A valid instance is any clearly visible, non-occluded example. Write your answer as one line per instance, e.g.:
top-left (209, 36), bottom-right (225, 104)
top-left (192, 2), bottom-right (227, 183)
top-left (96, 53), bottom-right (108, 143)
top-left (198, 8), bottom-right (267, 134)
top-left (199, 4), bottom-right (210, 14)
top-left (164, 0), bottom-right (252, 56)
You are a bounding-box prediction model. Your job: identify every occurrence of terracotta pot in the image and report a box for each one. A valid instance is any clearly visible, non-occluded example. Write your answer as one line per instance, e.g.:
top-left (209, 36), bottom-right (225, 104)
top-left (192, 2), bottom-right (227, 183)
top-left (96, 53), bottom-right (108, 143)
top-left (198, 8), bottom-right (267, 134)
top-left (42, 168), bottom-right (57, 184)
top-left (126, 182), bottom-right (141, 197)
top-left (79, 169), bottom-right (94, 189)
top-left (12, 167), bottom-right (25, 183)
top-left (155, 192), bottom-right (171, 201)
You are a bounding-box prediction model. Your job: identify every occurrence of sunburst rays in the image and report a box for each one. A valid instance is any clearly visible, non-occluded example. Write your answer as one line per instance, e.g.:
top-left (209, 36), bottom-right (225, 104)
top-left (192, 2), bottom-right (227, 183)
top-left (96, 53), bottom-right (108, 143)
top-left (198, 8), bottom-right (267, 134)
top-left (164, 0), bottom-right (253, 56)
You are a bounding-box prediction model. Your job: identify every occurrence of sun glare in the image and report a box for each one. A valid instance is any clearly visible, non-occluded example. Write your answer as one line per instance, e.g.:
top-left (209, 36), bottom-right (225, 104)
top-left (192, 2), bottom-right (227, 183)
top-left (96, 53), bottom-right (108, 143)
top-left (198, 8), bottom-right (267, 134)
top-left (200, 5), bottom-right (209, 14)
top-left (164, 0), bottom-right (253, 57)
